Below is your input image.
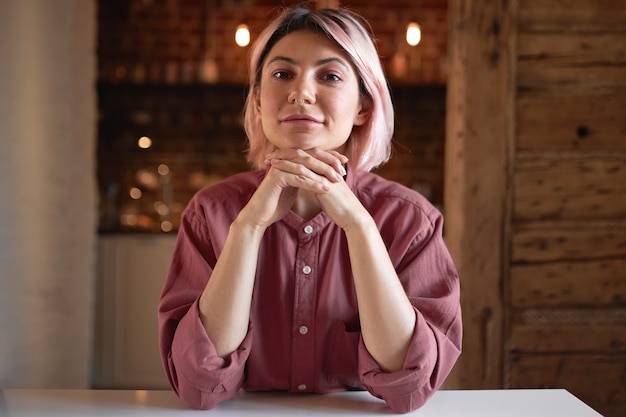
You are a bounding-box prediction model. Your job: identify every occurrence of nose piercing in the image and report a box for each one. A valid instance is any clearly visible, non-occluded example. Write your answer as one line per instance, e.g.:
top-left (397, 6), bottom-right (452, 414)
top-left (295, 98), bottom-right (306, 104)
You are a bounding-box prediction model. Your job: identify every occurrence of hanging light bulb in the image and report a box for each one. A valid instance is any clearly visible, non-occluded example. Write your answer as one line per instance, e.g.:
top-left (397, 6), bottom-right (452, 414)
top-left (406, 22), bottom-right (421, 46)
top-left (235, 24), bottom-right (250, 47)
top-left (137, 136), bottom-right (152, 149)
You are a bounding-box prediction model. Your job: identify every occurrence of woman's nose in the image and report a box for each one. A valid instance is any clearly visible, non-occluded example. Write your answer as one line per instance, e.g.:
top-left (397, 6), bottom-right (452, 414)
top-left (288, 78), bottom-right (315, 104)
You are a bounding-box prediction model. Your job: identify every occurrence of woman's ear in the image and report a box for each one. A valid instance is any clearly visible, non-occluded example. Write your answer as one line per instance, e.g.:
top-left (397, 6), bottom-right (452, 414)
top-left (353, 95), bottom-right (372, 127)
top-left (253, 87), bottom-right (262, 113)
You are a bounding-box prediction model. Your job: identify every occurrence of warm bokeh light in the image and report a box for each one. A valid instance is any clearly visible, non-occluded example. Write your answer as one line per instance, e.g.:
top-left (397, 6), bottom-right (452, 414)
top-left (161, 220), bottom-right (173, 232)
top-left (235, 24), bottom-right (250, 47)
top-left (406, 22), bottom-right (421, 46)
top-left (138, 136), bottom-right (152, 149)
top-left (154, 201), bottom-right (170, 217)
top-left (129, 187), bottom-right (142, 200)
top-left (157, 163), bottom-right (170, 176)
top-left (120, 213), bottom-right (138, 226)
top-left (136, 169), bottom-right (159, 190)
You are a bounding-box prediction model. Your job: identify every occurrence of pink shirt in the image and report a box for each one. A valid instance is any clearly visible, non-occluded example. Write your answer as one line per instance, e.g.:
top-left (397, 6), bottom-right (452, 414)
top-left (158, 169), bottom-right (462, 413)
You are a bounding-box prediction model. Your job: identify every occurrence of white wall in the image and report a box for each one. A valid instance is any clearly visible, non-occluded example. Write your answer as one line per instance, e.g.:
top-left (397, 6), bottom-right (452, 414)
top-left (0, 0), bottom-right (97, 387)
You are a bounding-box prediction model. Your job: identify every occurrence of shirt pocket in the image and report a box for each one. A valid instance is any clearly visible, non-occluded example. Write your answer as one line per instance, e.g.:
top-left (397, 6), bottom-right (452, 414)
top-left (323, 320), bottom-right (364, 389)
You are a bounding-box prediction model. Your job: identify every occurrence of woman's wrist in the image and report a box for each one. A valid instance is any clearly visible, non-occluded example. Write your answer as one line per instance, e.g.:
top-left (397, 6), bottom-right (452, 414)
top-left (341, 208), bottom-right (377, 236)
top-left (230, 212), bottom-right (268, 240)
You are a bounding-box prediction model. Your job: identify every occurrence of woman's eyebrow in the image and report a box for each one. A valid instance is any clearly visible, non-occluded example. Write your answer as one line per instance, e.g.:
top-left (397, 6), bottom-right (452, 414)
top-left (267, 55), bottom-right (349, 69)
top-left (267, 55), bottom-right (297, 66)
top-left (317, 57), bottom-right (349, 69)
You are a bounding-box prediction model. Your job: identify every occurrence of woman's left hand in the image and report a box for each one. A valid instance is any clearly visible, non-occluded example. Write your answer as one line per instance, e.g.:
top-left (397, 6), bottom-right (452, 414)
top-left (266, 148), bottom-right (368, 230)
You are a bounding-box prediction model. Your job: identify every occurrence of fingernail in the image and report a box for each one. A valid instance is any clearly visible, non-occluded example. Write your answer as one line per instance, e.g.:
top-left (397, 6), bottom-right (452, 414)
top-left (339, 165), bottom-right (347, 176)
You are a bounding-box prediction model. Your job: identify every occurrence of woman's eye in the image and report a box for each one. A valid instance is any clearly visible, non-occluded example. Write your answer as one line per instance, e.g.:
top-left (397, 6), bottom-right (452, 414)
top-left (272, 71), bottom-right (292, 80)
top-left (322, 73), bottom-right (341, 82)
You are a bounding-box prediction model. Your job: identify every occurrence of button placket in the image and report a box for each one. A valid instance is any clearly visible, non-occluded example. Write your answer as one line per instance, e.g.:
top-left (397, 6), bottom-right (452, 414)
top-left (291, 223), bottom-right (318, 393)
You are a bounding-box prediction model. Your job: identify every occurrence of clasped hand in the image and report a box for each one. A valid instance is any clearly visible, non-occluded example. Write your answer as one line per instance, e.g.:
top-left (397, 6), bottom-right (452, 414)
top-left (239, 148), bottom-right (365, 231)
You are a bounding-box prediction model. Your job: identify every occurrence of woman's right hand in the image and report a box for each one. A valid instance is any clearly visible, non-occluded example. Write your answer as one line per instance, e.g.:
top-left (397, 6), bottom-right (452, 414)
top-left (238, 167), bottom-right (299, 230)
top-left (238, 149), bottom-right (346, 230)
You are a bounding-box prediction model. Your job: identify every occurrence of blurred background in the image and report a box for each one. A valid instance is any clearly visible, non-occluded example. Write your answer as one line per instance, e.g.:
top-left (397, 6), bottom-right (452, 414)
top-left (0, 1), bottom-right (624, 416)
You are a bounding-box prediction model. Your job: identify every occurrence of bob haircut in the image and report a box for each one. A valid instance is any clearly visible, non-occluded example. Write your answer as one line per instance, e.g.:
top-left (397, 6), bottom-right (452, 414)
top-left (242, 6), bottom-right (394, 173)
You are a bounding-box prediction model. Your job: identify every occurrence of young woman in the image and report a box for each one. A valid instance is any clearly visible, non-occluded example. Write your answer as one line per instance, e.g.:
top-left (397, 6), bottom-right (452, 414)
top-left (158, 6), bottom-right (461, 414)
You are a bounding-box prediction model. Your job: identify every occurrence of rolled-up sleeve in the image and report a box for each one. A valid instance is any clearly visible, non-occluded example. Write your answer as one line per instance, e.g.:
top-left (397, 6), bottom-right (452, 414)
top-left (158, 198), bottom-right (251, 409)
top-left (358, 306), bottom-right (461, 413)
top-left (165, 299), bottom-right (252, 409)
top-left (358, 204), bottom-right (462, 414)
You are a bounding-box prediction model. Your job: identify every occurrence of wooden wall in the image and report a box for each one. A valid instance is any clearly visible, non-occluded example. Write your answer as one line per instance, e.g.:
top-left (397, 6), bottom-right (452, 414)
top-left (509, 1), bottom-right (626, 415)
top-left (446, 1), bottom-right (626, 416)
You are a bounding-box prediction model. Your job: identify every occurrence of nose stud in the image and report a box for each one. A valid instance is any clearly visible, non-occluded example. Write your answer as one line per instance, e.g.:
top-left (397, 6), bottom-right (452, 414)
top-left (289, 91), bottom-right (310, 105)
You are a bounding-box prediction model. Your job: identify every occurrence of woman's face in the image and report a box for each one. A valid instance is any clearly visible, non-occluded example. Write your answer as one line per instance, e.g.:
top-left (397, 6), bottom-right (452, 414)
top-left (254, 30), bottom-right (369, 153)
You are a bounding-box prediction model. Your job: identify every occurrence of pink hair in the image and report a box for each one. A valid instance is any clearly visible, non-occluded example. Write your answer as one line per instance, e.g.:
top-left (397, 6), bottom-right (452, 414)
top-left (242, 6), bottom-right (394, 173)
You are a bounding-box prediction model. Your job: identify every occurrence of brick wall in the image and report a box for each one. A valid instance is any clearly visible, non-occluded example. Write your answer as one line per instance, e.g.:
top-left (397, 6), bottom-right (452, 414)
top-left (98, 0), bottom-right (448, 85)
top-left (97, 0), bottom-right (447, 232)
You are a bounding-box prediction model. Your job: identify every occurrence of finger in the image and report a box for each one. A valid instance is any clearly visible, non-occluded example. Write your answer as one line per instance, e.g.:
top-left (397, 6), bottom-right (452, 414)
top-left (270, 149), bottom-right (345, 183)
top-left (267, 148), bottom-right (345, 169)
top-left (327, 150), bottom-right (349, 165)
top-left (269, 159), bottom-right (332, 192)
top-left (306, 149), bottom-right (347, 178)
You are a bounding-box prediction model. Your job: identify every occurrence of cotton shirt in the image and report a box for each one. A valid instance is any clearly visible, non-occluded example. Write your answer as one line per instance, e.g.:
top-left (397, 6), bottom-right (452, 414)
top-left (158, 169), bottom-right (462, 414)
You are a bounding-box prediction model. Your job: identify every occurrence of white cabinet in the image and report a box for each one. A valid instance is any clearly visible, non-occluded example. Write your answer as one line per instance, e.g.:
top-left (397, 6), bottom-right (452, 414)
top-left (94, 234), bottom-right (176, 389)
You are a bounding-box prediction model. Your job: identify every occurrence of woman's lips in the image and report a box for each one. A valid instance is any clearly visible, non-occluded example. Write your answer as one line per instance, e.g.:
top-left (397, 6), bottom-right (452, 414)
top-left (281, 114), bottom-right (322, 124)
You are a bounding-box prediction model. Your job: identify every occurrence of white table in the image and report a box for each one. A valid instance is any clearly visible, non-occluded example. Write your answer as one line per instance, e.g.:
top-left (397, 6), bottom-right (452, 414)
top-left (0, 388), bottom-right (603, 416)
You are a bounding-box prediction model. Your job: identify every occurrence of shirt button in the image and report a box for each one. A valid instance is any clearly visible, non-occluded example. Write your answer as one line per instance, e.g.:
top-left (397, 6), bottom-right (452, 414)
top-left (304, 225), bottom-right (313, 234)
top-left (302, 265), bottom-right (312, 274)
top-left (299, 325), bottom-right (308, 335)
top-left (298, 384), bottom-right (307, 391)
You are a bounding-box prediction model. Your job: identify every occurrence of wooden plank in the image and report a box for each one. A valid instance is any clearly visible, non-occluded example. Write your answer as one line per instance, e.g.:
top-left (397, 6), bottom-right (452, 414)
top-left (514, 307), bottom-right (626, 326)
top-left (517, 32), bottom-right (626, 90)
top-left (444, 0), bottom-right (511, 390)
top-left (510, 258), bottom-right (626, 308)
top-left (518, 0), bottom-right (626, 31)
top-left (508, 353), bottom-right (626, 417)
top-left (511, 324), bottom-right (626, 353)
top-left (514, 158), bottom-right (626, 221)
top-left (511, 224), bottom-right (626, 263)
top-left (516, 94), bottom-right (626, 152)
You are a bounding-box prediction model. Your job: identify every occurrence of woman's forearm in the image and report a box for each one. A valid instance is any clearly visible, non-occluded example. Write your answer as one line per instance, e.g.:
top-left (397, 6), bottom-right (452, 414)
top-left (198, 217), bottom-right (266, 357)
top-left (344, 216), bottom-right (417, 372)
